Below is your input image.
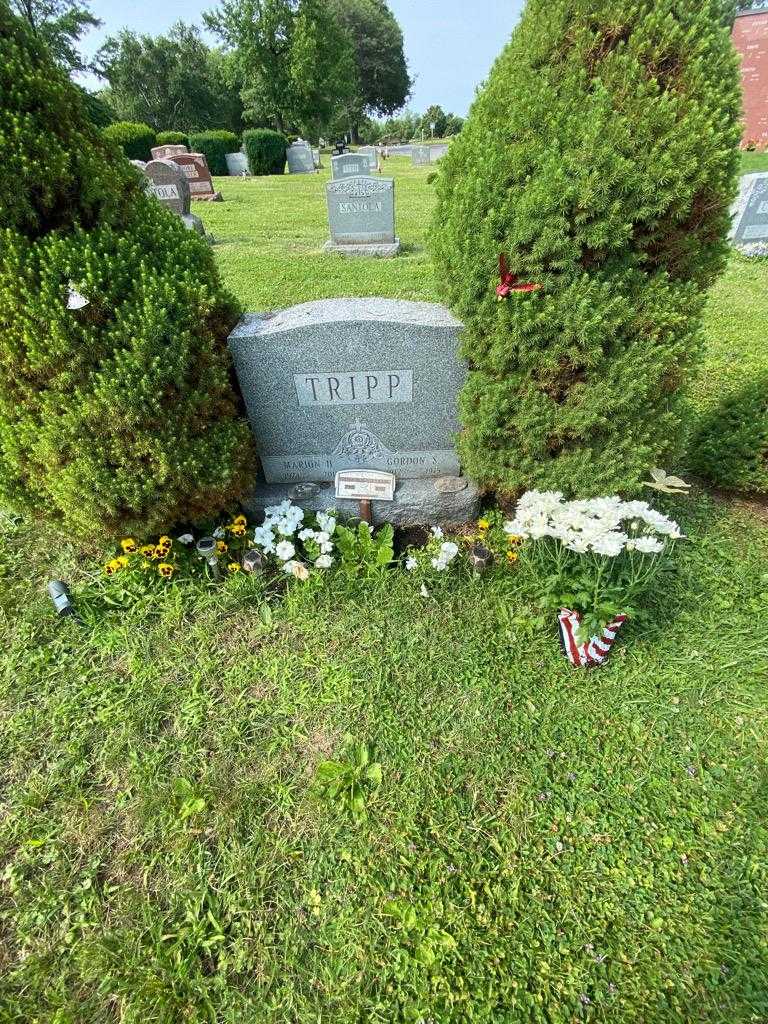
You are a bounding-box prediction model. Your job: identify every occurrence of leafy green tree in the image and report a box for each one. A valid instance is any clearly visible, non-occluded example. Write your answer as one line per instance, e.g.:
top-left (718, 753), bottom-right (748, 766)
top-left (431, 0), bottom-right (742, 499)
top-left (96, 22), bottom-right (243, 133)
top-left (0, 1), bottom-right (255, 539)
top-left (10, 0), bottom-right (99, 72)
top-left (205, 0), bottom-right (357, 137)
top-left (420, 104), bottom-right (448, 138)
top-left (443, 114), bottom-right (464, 137)
top-left (328, 0), bottom-right (411, 142)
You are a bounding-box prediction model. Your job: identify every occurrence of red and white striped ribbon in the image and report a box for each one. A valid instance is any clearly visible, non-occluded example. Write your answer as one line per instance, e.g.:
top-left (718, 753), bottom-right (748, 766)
top-left (557, 608), bottom-right (627, 667)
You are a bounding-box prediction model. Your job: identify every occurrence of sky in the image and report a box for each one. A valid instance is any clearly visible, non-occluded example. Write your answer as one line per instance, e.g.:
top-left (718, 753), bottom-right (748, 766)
top-left (78, 0), bottom-right (525, 116)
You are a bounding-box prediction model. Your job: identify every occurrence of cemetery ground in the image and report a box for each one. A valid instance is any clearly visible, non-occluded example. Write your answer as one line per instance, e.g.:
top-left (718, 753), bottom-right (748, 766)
top-left (1, 158), bottom-right (768, 1022)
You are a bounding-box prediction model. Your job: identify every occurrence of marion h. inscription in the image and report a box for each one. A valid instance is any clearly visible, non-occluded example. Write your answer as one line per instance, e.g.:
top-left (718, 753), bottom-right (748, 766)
top-left (294, 370), bottom-right (412, 406)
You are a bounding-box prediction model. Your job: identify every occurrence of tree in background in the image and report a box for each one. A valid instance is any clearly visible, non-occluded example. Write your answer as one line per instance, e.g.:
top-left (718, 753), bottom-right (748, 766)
top-left (431, 0), bottom-right (742, 499)
top-left (96, 23), bottom-right (243, 133)
top-left (205, 0), bottom-right (357, 138)
top-left (328, 0), bottom-right (411, 142)
top-left (10, 0), bottom-right (99, 72)
top-left (0, 1), bottom-right (255, 539)
top-left (420, 104), bottom-right (448, 138)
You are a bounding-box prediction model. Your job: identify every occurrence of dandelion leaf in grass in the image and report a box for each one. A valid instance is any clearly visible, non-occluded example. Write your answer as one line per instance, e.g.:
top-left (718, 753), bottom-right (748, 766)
top-left (0, 1), bottom-right (255, 540)
top-left (430, 0), bottom-right (742, 499)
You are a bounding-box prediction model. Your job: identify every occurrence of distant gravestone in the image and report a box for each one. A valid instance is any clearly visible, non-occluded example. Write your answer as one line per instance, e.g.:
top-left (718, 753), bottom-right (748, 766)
top-left (144, 159), bottom-right (190, 215)
top-left (225, 152), bottom-right (249, 175)
top-left (151, 144), bottom-right (188, 160)
top-left (324, 176), bottom-right (400, 257)
top-left (412, 145), bottom-right (431, 166)
top-left (172, 152), bottom-right (223, 201)
top-left (286, 143), bottom-right (316, 174)
top-left (732, 173), bottom-right (768, 254)
top-left (430, 143), bottom-right (449, 160)
top-left (331, 152), bottom-right (371, 180)
top-left (228, 298), bottom-right (480, 526)
top-left (142, 159), bottom-right (205, 237)
top-left (313, 147), bottom-right (321, 168)
top-left (358, 146), bottom-right (378, 172)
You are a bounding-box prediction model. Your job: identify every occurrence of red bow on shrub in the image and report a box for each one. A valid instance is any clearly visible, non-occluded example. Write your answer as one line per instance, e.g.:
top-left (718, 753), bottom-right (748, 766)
top-left (496, 254), bottom-right (541, 299)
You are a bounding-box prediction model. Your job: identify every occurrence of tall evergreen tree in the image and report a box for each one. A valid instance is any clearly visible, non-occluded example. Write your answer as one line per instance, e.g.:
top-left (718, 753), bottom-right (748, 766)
top-left (0, 2), bottom-right (255, 539)
top-left (431, 0), bottom-right (742, 498)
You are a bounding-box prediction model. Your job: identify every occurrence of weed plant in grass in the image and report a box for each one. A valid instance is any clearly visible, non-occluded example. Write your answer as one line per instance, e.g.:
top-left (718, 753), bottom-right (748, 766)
top-left (1, 492), bottom-right (767, 1021)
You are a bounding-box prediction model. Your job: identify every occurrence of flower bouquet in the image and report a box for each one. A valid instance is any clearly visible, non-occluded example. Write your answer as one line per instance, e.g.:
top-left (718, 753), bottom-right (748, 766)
top-left (503, 491), bottom-right (684, 667)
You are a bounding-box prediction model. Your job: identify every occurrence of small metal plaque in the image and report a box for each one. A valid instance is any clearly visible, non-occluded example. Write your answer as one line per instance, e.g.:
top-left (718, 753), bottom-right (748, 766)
top-left (335, 469), bottom-right (396, 502)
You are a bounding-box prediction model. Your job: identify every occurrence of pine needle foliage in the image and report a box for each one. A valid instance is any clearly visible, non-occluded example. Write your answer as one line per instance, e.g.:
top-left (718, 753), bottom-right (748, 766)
top-left (430, 0), bottom-right (742, 498)
top-left (0, 3), bottom-right (256, 540)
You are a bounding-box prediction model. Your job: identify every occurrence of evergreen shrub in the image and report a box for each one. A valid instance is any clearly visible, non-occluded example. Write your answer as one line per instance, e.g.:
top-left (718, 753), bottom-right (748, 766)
top-left (102, 121), bottom-right (156, 161)
top-left (189, 130), bottom-right (239, 175)
top-left (0, 3), bottom-right (256, 540)
top-left (242, 129), bottom-right (288, 176)
top-left (430, 0), bottom-right (742, 498)
top-left (156, 130), bottom-right (190, 148)
top-left (689, 375), bottom-right (768, 494)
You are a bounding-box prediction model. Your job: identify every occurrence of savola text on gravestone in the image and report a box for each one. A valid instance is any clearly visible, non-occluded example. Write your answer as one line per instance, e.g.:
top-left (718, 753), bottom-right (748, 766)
top-left (228, 299), bottom-right (466, 484)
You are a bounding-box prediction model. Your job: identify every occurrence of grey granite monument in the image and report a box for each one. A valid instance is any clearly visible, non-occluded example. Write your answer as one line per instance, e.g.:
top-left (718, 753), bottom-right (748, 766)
top-left (228, 298), bottom-right (480, 526)
top-left (331, 152), bottom-right (371, 180)
top-left (731, 173), bottom-right (768, 255)
top-left (324, 176), bottom-right (400, 257)
top-left (225, 151), bottom-right (249, 175)
top-left (142, 159), bottom-right (205, 236)
top-left (151, 144), bottom-right (188, 160)
top-left (412, 145), bottom-right (431, 166)
top-left (358, 146), bottom-right (379, 172)
top-left (286, 143), bottom-right (316, 174)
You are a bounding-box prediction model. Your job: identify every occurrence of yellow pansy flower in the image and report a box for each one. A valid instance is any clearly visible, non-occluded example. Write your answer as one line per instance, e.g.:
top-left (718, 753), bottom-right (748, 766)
top-left (233, 515), bottom-right (247, 526)
top-left (216, 540), bottom-right (228, 553)
top-left (227, 562), bottom-right (241, 573)
top-left (229, 523), bottom-right (246, 537)
top-left (120, 538), bottom-right (137, 553)
top-left (506, 550), bottom-right (518, 563)
top-left (478, 518), bottom-right (490, 530)
top-left (158, 563), bottom-right (175, 579)
top-left (140, 544), bottom-right (155, 557)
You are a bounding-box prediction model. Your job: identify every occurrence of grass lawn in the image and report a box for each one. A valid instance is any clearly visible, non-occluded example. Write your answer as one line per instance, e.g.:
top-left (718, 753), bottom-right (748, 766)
top-left (1, 158), bottom-right (768, 1023)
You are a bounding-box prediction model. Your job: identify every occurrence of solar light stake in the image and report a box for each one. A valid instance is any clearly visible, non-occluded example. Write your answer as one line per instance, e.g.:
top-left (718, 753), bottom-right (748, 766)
top-left (242, 549), bottom-right (265, 574)
top-left (48, 580), bottom-right (75, 616)
top-left (469, 543), bottom-right (493, 575)
top-left (359, 498), bottom-right (372, 525)
top-left (196, 537), bottom-right (221, 580)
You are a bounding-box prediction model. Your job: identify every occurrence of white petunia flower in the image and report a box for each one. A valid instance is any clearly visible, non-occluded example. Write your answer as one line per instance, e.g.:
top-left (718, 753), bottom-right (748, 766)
top-left (283, 559), bottom-right (310, 580)
top-left (405, 556), bottom-right (418, 571)
top-left (440, 541), bottom-right (459, 562)
top-left (316, 513), bottom-right (336, 535)
top-left (213, 526), bottom-right (226, 539)
top-left (319, 541), bottom-right (334, 554)
top-left (298, 528), bottom-right (316, 542)
top-left (176, 533), bottom-right (194, 545)
top-left (275, 540), bottom-right (296, 561)
top-left (430, 526), bottom-right (444, 539)
top-left (315, 554), bottom-right (333, 569)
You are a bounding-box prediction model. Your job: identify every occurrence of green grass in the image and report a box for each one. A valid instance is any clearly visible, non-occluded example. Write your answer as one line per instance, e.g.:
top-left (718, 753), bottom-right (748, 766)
top-left (2, 155), bottom-right (768, 1023)
top-left (740, 150), bottom-right (768, 175)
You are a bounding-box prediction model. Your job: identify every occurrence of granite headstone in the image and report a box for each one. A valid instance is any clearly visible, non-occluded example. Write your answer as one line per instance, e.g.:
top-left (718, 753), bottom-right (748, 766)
top-left (324, 176), bottom-right (400, 257)
top-left (732, 173), bottom-right (768, 254)
top-left (172, 152), bottom-right (222, 201)
top-left (286, 143), bottom-right (316, 174)
top-left (151, 144), bottom-right (189, 160)
top-left (358, 146), bottom-right (379, 172)
top-left (412, 145), bottom-right (431, 166)
top-left (331, 152), bottom-right (371, 180)
top-left (144, 158), bottom-right (190, 215)
top-left (142, 159), bottom-right (205, 236)
top-left (228, 298), bottom-right (479, 525)
top-left (225, 151), bottom-right (249, 175)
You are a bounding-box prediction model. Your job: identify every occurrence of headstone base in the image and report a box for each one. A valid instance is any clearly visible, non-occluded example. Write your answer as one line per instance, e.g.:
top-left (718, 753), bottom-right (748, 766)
top-left (191, 191), bottom-right (224, 202)
top-left (181, 213), bottom-right (206, 236)
top-left (244, 475), bottom-right (481, 528)
top-left (323, 238), bottom-right (401, 258)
